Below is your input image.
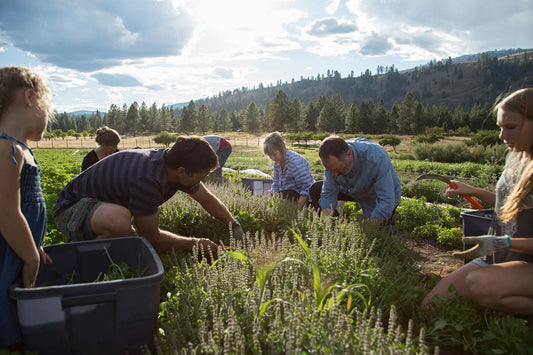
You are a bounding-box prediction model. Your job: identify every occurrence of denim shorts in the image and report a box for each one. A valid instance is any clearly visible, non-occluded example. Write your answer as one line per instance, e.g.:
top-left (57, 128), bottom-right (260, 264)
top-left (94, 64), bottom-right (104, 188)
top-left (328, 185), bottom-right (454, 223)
top-left (470, 258), bottom-right (490, 267)
top-left (52, 198), bottom-right (103, 241)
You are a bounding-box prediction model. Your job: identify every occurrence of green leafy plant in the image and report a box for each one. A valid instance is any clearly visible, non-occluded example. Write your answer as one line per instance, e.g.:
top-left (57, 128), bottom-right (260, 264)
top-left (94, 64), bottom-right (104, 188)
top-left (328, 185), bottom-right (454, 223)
top-left (94, 247), bottom-right (145, 282)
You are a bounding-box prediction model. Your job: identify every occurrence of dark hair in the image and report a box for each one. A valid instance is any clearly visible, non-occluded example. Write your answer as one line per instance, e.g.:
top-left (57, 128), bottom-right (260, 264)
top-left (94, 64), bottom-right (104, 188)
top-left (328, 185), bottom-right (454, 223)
top-left (95, 126), bottom-right (120, 146)
top-left (318, 136), bottom-right (350, 160)
top-left (165, 135), bottom-right (218, 173)
top-left (0, 66), bottom-right (49, 118)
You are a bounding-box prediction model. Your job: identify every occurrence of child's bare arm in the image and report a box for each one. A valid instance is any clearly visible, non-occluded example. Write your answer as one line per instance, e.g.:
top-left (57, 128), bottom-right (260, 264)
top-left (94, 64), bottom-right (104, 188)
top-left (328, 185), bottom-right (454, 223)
top-left (0, 141), bottom-right (40, 287)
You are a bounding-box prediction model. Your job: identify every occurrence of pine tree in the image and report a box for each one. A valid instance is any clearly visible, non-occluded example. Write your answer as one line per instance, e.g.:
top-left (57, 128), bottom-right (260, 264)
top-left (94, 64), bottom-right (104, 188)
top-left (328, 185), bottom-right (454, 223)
top-left (162, 105), bottom-right (171, 132)
top-left (196, 104), bottom-right (212, 134)
top-left (374, 99), bottom-right (389, 134)
top-left (288, 98), bottom-right (304, 132)
top-left (217, 108), bottom-right (229, 132)
top-left (317, 99), bottom-right (336, 132)
top-left (125, 102), bottom-right (140, 135)
top-left (398, 92), bottom-right (417, 134)
top-left (330, 93), bottom-right (346, 132)
top-left (358, 100), bottom-right (375, 134)
top-left (148, 103), bottom-right (160, 132)
top-left (269, 90), bottom-right (291, 131)
top-left (179, 101), bottom-right (197, 133)
top-left (304, 101), bottom-right (319, 132)
top-left (345, 103), bottom-right (358, 133)
top-left (244, 102), bottom-right (260, 133)
top-left (138, 102), bottom-right (150, 134)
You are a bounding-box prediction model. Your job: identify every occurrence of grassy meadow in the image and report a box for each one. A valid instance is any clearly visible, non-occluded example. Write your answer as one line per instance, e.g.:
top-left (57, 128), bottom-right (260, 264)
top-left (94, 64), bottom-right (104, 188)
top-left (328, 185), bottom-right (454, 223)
top-left (31, 135), bottom-right (532, 354)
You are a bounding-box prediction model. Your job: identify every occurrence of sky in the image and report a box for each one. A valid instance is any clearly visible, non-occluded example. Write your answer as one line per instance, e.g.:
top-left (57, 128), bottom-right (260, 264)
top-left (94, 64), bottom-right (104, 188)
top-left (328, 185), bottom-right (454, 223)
top-left (0, 0), bottom-right (531, 113)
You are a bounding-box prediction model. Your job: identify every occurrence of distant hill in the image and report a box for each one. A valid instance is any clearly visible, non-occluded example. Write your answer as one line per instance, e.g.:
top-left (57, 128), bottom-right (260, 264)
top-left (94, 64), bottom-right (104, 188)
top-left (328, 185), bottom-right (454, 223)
top-left (447, 48), bottom-right (531, 64)
top-left (167, 102), bottom-right (188, 111)
top-left (191, 48), bottom-right (533, 113)
top-left (70, 49), bottom-right (532, 116)
top-left (68, 110), bottom-right (101, 117)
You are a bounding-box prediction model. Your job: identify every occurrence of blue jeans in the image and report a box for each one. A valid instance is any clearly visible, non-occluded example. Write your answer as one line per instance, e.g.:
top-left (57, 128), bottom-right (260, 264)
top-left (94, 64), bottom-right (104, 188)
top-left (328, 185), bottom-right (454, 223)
top-left (212, 146), bottom-right (232, 178)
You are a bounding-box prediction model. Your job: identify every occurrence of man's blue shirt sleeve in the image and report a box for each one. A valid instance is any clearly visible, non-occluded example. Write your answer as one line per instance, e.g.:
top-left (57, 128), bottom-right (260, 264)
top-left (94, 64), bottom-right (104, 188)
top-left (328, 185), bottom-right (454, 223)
top-left (319, 169), bottom-right (339, 210)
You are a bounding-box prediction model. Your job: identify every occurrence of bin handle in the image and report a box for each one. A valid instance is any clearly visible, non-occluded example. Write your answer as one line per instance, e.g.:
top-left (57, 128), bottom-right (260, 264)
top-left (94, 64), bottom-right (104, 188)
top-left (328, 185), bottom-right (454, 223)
top-left (62, 291), bottom-right (117, 308)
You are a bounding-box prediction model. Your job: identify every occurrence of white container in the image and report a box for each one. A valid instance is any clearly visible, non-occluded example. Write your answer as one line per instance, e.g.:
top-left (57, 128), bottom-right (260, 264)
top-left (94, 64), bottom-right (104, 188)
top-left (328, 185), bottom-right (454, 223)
top-left (241, 178), bottom-right (273, 195)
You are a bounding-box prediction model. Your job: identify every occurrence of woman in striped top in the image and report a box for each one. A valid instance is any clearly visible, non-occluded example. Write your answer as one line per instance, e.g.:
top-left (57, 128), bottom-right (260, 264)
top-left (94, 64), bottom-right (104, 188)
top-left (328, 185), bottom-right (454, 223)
top-left (263, 132), bottom-right (314, 206)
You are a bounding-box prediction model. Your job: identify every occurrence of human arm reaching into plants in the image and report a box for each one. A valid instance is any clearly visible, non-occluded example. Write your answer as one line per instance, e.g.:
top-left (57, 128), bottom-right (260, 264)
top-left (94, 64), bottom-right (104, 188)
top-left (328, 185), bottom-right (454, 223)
top-left (446, 180), bottom-right (496, 206)
top-left (133, 212), bottom-right (218, 255)
top-left (189, 183), bottom-right (244, 239)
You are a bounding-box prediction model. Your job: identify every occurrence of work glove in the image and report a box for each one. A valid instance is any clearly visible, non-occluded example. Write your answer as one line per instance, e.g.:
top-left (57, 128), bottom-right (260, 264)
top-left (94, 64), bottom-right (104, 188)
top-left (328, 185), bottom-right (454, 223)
top-left (452, 235), bottom-right (511, 259)
top-left (231, 220), bottom-right (245, 242)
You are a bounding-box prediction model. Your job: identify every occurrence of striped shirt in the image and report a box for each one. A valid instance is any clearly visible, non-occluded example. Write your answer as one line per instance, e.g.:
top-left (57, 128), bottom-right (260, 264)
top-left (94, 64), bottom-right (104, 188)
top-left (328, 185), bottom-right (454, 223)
top-left (271, 150), bottom-right (314, 197)
top-left (55, 149), bottom-right (199, 216)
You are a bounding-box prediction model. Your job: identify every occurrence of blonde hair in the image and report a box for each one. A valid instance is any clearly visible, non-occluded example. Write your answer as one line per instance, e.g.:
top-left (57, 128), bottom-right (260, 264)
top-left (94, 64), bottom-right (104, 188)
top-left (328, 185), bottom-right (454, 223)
top-left (0, 66), bottom-right (49, 119)
top-left (496, 88), bottom-right (533, 223)
top-left (95, 126), bottom-right (121, 146)
top-left (263, 132), bottom-right (286, 156)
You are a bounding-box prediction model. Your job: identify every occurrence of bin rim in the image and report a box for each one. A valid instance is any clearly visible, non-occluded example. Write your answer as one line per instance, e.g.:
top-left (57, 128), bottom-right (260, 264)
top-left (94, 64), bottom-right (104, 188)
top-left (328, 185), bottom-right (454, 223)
top-left (10, 236), bottom-right (164, 299)
top-left (459, 208), bottom-right (494, 218)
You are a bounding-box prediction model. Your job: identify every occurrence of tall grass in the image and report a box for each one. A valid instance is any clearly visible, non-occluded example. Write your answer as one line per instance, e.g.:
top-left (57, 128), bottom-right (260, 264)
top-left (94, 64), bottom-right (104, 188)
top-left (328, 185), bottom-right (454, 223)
top-left (157, 189), bottom-right (431, 353)
top-left (34, 149), bottom-right (531, 354)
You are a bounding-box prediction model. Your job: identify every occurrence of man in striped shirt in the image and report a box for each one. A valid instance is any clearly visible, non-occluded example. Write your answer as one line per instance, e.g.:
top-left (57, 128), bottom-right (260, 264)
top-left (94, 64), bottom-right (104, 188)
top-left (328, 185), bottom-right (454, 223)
top-left (53, 135), bottom-right (243, 254)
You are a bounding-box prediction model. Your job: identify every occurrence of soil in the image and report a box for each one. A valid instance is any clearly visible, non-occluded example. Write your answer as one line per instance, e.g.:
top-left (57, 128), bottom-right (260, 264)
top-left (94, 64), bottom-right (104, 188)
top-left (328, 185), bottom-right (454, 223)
top-left (401, 233), bottom-right (463, 279)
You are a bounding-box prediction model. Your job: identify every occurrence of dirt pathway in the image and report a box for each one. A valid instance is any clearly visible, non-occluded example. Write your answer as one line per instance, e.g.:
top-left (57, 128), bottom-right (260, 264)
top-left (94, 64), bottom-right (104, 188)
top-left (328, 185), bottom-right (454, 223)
top-left (402, 234), bottom-right (463, 279)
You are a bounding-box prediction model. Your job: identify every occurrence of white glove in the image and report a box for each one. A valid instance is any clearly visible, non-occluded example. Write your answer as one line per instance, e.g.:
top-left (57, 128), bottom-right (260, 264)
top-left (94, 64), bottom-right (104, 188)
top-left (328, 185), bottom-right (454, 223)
top-left (231, 221), bottom-right (244, 241)
top-left (452, 235), bottom-right (511, 259)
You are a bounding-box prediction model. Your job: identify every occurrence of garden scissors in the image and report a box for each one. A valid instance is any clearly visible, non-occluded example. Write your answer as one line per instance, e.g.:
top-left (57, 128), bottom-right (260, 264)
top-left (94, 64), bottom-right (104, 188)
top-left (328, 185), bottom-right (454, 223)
top-left (415, 173), bottom-right (483, 210)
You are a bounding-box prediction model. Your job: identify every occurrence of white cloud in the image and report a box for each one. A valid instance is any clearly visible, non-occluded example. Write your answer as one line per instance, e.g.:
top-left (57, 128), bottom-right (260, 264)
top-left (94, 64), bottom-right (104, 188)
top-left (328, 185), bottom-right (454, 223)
top-left (359, 33), bottom-right (392, 56)
top-left (306, 17), bottom-right (357, 37)
top-left (325, 0), bottom-right (341, 14)
top-left (0, 0), bottom-right (195, 71)
top-left (0, 0), bottom-right (530, 112)
top-left (345, 0), bottom-right (533, 59)
top-left (91, 73), bottom-right (143, 87)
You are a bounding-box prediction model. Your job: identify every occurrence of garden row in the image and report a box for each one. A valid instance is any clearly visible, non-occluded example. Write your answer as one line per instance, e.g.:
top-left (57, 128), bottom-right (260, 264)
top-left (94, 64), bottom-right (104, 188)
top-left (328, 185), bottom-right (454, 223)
top-left (35, 149), bottom-right (532, 354)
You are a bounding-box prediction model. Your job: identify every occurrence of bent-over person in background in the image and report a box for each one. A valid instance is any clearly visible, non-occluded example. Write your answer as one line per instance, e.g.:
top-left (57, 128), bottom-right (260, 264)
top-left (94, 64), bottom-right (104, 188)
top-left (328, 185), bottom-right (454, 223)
top-left (309, 135), bottom-right (401, 226)
top-left (263, 132), bottom-right (314, 206)
top-left (81, 126), bottom-right (120, 171)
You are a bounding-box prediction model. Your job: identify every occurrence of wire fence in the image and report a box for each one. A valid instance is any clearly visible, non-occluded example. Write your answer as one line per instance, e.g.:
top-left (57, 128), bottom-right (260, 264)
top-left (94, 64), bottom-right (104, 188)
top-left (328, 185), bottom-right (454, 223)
top-left (28, 135), bottom-right (265, 150)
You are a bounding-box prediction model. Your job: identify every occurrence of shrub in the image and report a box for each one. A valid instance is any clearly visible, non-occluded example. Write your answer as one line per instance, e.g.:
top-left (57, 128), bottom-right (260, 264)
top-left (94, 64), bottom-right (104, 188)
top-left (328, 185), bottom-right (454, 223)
top-left (412, 224), bottom-right (441, 239)
top-left (467, 130), bottom-right (501, 147)
top-left (396, 197), bottom-right (461, 236)
top-left (153, 131), bottom-right (177, 147)
top-left (436, 227), bottom-right (463, 249)
top-left (379, 135), bottom-right (401, 152)
top-left (412, 142), bottom-right (470, 163)
top-left (414, 133), bottom-right (445, 144)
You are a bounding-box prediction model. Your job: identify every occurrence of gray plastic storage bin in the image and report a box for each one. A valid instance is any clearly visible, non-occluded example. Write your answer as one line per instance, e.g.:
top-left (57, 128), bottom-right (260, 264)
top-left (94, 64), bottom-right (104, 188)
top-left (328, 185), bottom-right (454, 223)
top-left (460, 209), bottom-right (495, 263)
top-left (242, 177), bottom-right (273, 195)
top-left (460, 209), bottom-right (495, 237)
top-left (10, 236), bottom-right (164, 355)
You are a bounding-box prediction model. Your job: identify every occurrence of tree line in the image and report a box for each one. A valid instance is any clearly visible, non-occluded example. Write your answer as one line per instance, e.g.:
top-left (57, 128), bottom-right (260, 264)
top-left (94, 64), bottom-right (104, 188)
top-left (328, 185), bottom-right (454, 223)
top-left (47, 51), bottom-right (532, 137)
top-left (48, 89), bottom-right (499, 137)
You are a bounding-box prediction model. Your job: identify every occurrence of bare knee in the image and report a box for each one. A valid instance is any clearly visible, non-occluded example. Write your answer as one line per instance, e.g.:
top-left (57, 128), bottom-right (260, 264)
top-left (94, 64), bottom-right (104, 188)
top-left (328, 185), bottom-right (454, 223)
top-left (91, 204), bottom-right (134, 237)
top-left (464, 269), bottom-right (499, 305)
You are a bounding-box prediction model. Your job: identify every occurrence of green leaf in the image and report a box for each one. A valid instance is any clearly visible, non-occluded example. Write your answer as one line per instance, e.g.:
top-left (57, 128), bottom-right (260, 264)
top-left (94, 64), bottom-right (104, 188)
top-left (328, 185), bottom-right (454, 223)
top-left (434, 320), bottom-right (447, 330)
top-left (226, 251), bottom-right (247, 261)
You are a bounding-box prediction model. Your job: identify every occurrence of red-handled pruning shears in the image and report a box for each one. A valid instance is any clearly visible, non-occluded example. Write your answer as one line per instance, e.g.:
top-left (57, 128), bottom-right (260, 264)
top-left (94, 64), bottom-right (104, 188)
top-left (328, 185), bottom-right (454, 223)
top-left (415, 173), bottom-right (484, 210)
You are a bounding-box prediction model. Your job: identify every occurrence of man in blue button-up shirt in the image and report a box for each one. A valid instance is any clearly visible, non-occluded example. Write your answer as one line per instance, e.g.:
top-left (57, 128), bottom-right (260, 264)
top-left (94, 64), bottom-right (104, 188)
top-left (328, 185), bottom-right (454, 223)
top-left (309, 136), bottom-right (401, 225)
